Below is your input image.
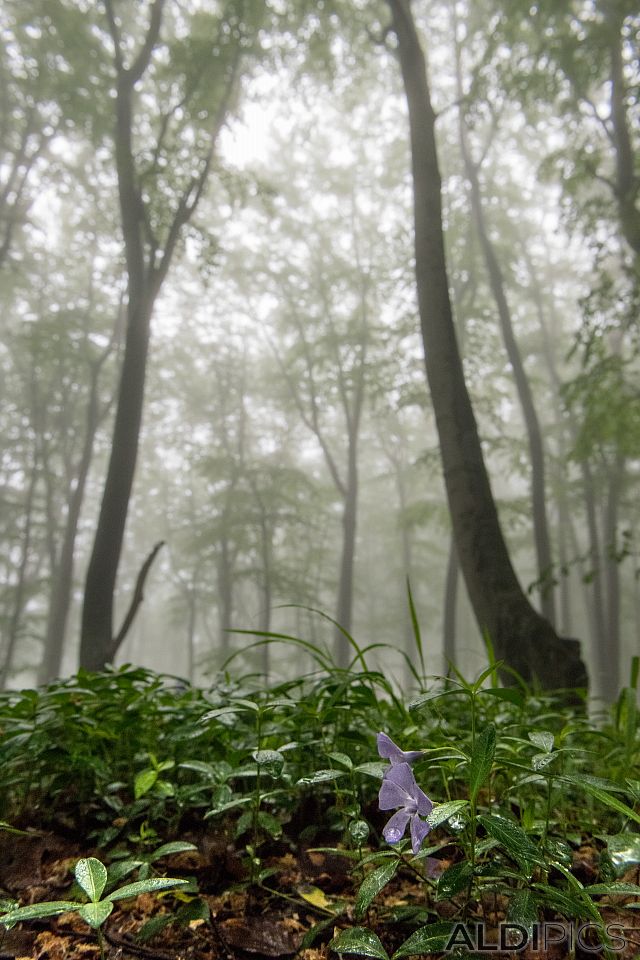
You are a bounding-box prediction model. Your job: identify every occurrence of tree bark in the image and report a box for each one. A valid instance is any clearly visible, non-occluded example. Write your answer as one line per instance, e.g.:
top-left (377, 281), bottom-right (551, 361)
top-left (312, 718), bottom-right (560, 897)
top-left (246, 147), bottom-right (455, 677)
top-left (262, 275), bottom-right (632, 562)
top-left (599, 452), bottom-right (625, 701)
top-left (386, 0), bottom-right (587, 690)
top-left (334, 438), bottom-right (359, 667)
top-left (443, 532), bottom-right (458, 671)
top-left (0, 451), bottom-right (38, 689)
top-left (39, 338), bottom-right (113, 684)
top-left (80, 0), bottom-right (238, 670)
top-left (217, 535), bottom-right (234, 662)
top-left (605, 6), bottom-right (640, 260)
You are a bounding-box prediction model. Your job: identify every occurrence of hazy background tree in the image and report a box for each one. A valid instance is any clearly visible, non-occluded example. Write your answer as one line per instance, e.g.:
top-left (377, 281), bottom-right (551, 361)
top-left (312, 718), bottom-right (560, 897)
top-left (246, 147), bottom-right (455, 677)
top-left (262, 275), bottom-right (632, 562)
top-left (1, 0), bottom-right (638, 698)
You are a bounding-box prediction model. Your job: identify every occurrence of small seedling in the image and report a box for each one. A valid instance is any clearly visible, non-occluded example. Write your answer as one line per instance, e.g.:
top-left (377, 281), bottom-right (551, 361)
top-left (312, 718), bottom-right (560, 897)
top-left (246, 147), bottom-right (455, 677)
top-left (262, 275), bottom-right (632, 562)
top-left (0, 856), bottom-right (189, 959)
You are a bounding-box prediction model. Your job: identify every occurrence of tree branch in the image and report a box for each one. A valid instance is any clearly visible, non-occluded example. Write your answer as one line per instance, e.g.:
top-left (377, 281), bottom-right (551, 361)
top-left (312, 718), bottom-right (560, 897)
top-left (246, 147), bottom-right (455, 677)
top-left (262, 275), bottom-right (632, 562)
top-left (109, 540), bottom-right (165, 661)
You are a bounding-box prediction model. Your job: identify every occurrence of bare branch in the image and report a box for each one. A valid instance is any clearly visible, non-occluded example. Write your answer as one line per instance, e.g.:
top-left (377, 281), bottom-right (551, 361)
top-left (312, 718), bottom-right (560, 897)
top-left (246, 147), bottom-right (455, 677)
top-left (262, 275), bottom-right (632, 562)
top-left (109, 540), bottom-right (166, 660)
top-left (129, 0), bottom-right (166, 86)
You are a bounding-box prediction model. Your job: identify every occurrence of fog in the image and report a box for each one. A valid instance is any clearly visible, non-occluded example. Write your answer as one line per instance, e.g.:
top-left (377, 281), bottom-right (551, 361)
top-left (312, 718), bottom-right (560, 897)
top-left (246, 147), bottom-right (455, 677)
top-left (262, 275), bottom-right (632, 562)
top-left (1, 0), bottom-right (639, 702)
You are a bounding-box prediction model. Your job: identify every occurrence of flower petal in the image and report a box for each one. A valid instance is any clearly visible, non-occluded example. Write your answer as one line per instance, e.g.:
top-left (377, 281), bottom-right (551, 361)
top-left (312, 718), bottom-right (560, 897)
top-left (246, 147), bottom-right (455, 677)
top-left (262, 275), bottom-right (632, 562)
top-left (383, 809), bottom-right (411, 844)
top-left (415, 786), bottom-right (433, 817)
top-left (377, 732), bottom-right (423, 765)
top-left (385, 761), bottom-right (419, 796)
top-left (410, 815), bottom-right (431, 855)
top-left (379, 775), bottom-right (411, 811)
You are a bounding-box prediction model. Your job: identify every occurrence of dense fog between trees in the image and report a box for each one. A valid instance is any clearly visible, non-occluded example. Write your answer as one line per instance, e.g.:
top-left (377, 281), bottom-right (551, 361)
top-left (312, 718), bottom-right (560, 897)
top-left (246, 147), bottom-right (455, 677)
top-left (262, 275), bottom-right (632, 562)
top-left (1, 0), bottom-right (639, 701)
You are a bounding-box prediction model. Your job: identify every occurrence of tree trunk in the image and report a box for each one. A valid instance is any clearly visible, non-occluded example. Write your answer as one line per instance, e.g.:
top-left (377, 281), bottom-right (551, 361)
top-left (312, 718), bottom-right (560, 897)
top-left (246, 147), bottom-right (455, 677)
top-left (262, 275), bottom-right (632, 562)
top-left (334, 435), bottom-right (359, 667)
top-left (524, 246), bottom-right (607, 657)
top-left (606, 7), bottom-right (640, 260)
top-left (80, 294), bottom-right (153, 670)
top-left (0, 452), bottom-right (38, 689)
top-left (80, 0), bottom-right (237, 670)
top-left (217, 536), bottom-right (233, 663)
top-left (599, 453), bottom-right (625, 701)
top-left (443, 532), bottom-right (458, 671)
top-left (39, 360), bottom-right (103, 684)
top-left (386, 0), bottom-right (587, 690)
top-left (186, 586), bottom-right (197, 684)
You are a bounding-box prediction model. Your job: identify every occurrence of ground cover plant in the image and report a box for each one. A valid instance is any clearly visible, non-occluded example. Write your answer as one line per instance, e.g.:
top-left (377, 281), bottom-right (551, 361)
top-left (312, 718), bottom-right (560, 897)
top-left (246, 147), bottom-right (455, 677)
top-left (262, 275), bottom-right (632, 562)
top-left (0, 646), bottom-right (639, 959)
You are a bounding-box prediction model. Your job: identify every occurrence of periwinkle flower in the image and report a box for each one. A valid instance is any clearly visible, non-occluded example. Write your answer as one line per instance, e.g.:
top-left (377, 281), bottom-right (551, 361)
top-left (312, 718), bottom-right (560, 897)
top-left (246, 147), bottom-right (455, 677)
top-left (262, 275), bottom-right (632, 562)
top-left (378, 760), bottom-right (433, 855)
top-left (377, 731), bottom-right (423, 766)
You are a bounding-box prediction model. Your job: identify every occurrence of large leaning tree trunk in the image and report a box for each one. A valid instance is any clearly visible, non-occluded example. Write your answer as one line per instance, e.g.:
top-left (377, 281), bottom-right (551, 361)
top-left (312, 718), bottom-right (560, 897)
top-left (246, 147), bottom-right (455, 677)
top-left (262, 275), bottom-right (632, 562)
top-left (80, 0), bottom-right (241, 671)
top-left (386, 0), bottom-right (587, 690)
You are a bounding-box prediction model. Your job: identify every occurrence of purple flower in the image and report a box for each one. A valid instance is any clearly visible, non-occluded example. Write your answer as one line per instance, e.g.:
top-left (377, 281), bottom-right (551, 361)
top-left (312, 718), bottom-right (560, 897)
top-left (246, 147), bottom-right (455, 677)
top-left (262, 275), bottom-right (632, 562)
top-left (378, 761), bottom-right (433, 855)
top-left (377, 732), bottom-right (423, 766)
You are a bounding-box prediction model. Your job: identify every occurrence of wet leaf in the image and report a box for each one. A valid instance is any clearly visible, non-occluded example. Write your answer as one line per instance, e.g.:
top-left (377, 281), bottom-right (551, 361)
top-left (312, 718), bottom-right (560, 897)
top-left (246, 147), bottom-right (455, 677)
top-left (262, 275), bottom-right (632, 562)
top-left (330, 926), bottom-right (390, 960)
top-left (75, 857), bottom-right (107, 902)
top-left (355, 860), bottom-right (399, 918)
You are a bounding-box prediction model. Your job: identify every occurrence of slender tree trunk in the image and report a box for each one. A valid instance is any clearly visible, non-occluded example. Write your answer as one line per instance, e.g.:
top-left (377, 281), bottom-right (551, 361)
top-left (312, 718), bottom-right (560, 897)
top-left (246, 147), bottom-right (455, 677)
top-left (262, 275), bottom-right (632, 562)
top-left (386, 0), bottom-right (587, 689)
top-left (606, 7), bottom-right (640, 260)
top-left (80, 0), bottom-right (238, 670)
top-left (39, 362), bottom-right (103, 684)
top-left (217, 536), bottom-right (233, 663)
top-left (334, 438), bottom-right (358, 667)
top-left (258, 527), bottom-right (272, 681)
top-left (555, 486), bottom-right (572, 637)
top-left (525, 247), bottom-right (606, 658)
top-left (443, 532), bottom-right (458, 671)
top-left (80, 294), bottom-right (153, 670)
top-left (0, 453), bottom-right (38, 689)
top-left (599, 453), bottom-right (625, 701)
top-left (186, 586), bottom-right (197, 684)
top-left (391, 451), bottom-right (418, 682)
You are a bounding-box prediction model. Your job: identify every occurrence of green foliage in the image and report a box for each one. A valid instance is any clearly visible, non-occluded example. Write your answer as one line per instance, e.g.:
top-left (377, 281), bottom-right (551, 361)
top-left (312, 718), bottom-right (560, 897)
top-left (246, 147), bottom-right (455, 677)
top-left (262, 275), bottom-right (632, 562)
top-left (1, 658), bottom-right (639, 955)
top-left (0, 856), bottom-right (188, 959)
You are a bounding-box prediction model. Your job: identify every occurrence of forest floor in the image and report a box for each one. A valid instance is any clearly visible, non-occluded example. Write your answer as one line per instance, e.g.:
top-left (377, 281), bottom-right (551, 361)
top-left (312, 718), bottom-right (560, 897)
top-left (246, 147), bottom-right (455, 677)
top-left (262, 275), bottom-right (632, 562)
top-left (1, 826), bottom-right (640, 960)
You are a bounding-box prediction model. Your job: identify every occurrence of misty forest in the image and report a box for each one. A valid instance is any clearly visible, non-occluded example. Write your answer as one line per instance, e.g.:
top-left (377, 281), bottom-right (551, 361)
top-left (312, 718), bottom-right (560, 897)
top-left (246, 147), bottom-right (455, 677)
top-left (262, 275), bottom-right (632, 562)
top-left (1, 1), bottom-right (640, 959)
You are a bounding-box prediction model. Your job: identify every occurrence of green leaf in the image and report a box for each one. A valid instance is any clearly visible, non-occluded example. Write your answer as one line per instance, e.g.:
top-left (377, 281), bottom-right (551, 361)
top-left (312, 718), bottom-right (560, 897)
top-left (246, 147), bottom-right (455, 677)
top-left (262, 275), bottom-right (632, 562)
top-left (175, 897), bottom-right (210, 924)
top-left (106, 860), bottom-right (141, 888)
top-left (436, 861), bottom-right (473, 900)
top-left (507, 890), bottom-right (539, 933)
top-left (77, 900), bottom-right (114, 929)
top-left (75, 857), bottom-right (107, 903)
top-left (607, 833), bottom-right (640, 870)
top-left (560, 776), bottom-right (640, 824)
top-left (478, 815), bottom-right (543, 873)
top-left (0, 901), bottom-right (78, 929)
top-left (0, 821), bottom-right (29, 835)
top-left (354, 762), bottom-right (387, 779)
top-left (531, 753), bottom-right (555, 771)
top-left (481, 687), bottom-right (525, 707)
top-left (107, 878), bottom-right (190, 902)
top-left (257, 810), bottom-right (283, 839)
top-left (137, 914), bottom-right (174, 943)
top-left (469, 725), bottom-right (496, 804)
top-left (252, 750), bottom-right (284, 777)
top-left (407, 689), bottom-right (462, 711)
top-left (426, 800), bottom-right (468, 828)
top-left (584, 882), bottom-right (640, 896)
top-left (297, 769), bottom-right (346, 785)
top-left (528, 731), bottom-right (554, 753)
top-left (179, 760), bottom-right (217, 779)
top-left (348, 820), bottom-right (370, 845)
top-left (134, 768), bottom-right (158, 799)
top-left (392, 922), bottom-right (457, 958)
top-left (328, 752), bottom-right (353, 770)
top-left (330, 926), bottom-right (390, 960)
top-left (149, 842), bottom-right (197, 863)
top-left (355, 861), bottom-right (399, 919)
top-left (532, 883), bottom-right (593, 920)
